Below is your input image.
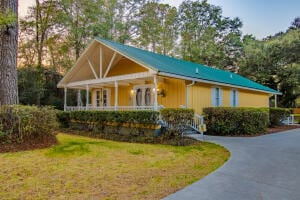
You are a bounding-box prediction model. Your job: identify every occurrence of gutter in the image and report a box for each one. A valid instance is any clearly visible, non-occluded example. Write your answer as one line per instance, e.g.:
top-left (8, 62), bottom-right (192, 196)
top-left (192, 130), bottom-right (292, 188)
top-left (186, 81), bottom-right (195, 108)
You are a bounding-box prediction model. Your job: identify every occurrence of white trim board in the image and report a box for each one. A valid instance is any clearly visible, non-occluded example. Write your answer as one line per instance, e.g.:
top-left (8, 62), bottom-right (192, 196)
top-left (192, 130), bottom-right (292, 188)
top-left (61, 72), bottom-right (156, 88)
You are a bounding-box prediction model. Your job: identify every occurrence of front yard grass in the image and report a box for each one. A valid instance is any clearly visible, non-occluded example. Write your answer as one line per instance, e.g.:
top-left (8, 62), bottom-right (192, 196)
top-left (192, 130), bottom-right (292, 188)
top-left (0, 133), bottom-right (229, 199)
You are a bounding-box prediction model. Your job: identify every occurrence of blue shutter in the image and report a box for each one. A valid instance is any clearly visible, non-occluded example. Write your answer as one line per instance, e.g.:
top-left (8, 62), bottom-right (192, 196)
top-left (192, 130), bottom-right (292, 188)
top-left (236, 90), bottom-right (239, 107)
top-left (230, 90), bottom-right (234, 107)
top-left (211, 88), bottom-right (216, 107)
top-left (219, 88), bottom-right (223, 106)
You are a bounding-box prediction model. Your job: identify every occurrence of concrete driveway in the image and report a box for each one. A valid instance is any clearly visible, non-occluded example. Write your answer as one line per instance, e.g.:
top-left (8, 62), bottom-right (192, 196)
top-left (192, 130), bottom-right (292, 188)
top-left (164, 128), bottom-right (300, 200)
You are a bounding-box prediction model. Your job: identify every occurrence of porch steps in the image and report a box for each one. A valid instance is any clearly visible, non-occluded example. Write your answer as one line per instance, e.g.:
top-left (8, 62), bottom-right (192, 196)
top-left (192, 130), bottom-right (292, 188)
top-left (183, 127), bottom-right (205, 141)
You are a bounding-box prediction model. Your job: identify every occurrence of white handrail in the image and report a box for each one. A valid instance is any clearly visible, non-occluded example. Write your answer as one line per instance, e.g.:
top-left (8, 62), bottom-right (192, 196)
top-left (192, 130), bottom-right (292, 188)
top-left (187, 114), bottom-right (205, 140)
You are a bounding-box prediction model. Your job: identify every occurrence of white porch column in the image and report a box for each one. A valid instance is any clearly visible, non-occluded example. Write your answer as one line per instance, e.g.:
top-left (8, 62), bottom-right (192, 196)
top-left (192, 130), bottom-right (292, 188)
top-left (86, 85), bottom-right (89, 110)
top-left (186, 86), bottom-right (189, 109)
top-left (99, 45), bottom-right (103, 78)
top-left (77, 90), bottom-right (81, 107)
top-left (274, 94), bottom-right (277, 108)
top-left (115, 81), bottom-right (118, 110)
top-left (64, 87), bottom-right (67, 111)
top-left (153, 76), bottom-right (158, 111)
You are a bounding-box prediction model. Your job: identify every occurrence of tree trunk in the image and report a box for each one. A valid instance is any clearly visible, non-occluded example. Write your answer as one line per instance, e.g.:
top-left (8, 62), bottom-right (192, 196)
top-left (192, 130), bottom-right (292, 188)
top-left (0, 0), bottom-right (19, 105)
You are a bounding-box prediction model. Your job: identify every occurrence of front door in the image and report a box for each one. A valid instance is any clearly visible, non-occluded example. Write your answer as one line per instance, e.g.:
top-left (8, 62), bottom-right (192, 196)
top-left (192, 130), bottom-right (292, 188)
top-left (134, 85), bottom-right (154, 107)
top-left (95, 88), bottom-right (110, 107)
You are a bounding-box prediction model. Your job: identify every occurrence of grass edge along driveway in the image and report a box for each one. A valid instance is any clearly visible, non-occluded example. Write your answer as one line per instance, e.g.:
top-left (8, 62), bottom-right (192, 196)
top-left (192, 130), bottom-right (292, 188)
top-left (0, 133), bottom-right (229, 200)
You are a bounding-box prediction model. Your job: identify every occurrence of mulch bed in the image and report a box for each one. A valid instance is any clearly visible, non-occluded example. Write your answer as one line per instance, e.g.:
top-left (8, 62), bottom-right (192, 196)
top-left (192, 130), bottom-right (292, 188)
top-left (206, 125), bottom-right (300, 137)
top-left (267, 125), bottom-right (300, 134)
top-left (0, 135), bottom-right (58, 153)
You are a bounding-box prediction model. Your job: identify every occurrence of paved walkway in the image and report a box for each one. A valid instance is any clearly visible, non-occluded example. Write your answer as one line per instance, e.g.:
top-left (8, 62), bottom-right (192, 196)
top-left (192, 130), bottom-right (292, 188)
top-left (164, 128), bottom-right (300, 200)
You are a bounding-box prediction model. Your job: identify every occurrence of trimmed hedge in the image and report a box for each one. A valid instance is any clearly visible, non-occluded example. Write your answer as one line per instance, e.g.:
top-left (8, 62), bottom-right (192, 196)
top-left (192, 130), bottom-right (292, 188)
top-left (269, 108), bottom-right (291, 126)
top-left (56, 111), bottom-right (70, 128)
top-left (293, 114), bottom-right (300, 124)
top-left (160, 108), bottom-right (194, 125)
top-left (0, 105), bottom-right (57, 143)
top-left (57, 110), bottom-right (160, 134)
top-left (66, 110), bottom-right (159, 124)
top-left (203, 107), bottom-right (269, 136)
top-left (56, 109), bottom-right (198, 146)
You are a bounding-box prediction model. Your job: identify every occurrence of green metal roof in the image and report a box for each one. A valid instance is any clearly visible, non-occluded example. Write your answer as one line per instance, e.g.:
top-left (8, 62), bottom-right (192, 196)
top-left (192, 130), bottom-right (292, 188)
top-left (96, 37), bottom-right (280, 94)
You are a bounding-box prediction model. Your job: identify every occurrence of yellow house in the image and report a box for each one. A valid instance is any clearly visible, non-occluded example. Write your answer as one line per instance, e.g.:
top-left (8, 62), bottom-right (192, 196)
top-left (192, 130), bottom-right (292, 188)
top-left (57, 38), bottom-right (280, 114)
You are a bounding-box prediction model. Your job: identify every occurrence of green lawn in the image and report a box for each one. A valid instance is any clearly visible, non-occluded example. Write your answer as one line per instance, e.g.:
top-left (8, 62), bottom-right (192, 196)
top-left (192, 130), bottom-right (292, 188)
top-left (0, 133), bottom-right (229, 199)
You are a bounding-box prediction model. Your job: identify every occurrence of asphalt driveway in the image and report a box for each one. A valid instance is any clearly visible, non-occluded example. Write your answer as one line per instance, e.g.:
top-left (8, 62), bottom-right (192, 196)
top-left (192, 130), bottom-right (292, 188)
top-left (164, 128), bottom-right (300, 200)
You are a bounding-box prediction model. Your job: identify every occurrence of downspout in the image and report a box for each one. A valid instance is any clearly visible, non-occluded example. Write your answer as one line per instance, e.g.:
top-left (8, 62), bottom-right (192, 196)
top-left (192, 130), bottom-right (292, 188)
top-left (186, 81), bottom-right (195, 108)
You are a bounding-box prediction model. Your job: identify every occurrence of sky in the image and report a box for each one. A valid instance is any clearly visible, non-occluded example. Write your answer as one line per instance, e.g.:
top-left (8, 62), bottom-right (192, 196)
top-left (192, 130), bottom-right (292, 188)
top-left (19, 0), bottom-right (300, 39)
top-left (162, 0), bottom-right (300, 39)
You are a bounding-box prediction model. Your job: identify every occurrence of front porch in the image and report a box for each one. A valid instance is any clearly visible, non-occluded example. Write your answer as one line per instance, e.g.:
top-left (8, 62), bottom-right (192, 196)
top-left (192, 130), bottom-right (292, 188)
top-left (63, 73), bottom-right (166, 111)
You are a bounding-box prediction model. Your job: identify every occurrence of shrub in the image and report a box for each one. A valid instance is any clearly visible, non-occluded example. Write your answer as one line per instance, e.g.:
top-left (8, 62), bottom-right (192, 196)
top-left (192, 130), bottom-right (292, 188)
top-left (0, 105), bottom-right (57, 143)
top-left (160, 108), bottom-right (194, 124)
top-left (203, 107), bottom-right (269, 136)
top-left (293, 114), bottom-right (300, 124)
top-left (57, 110), bottom-right (160, 134)
top-left (57, 109), bottom-right (198, 145)
top-left (67, 110), bottom-right (159, 124)
top-left (269, 108), bottom-right (291, 126)
top-left (56, 111), bottom-right (70, 128)
top-left (160, 108), bottom-right (194, 140)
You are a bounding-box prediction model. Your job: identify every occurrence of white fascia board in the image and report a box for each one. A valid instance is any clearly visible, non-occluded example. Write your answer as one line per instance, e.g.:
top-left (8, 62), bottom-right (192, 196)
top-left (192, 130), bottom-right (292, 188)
top-left (158, 72), bottom-right (281, 95)
top-left (65, 72), bottom-right (156, 88)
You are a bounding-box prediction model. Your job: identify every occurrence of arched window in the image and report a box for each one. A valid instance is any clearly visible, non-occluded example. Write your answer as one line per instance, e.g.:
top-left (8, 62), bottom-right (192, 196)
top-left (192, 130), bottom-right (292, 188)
top-left (136, 89), bottom-right (142, 106)
top-left (145, 88), bottom-right (151, 106)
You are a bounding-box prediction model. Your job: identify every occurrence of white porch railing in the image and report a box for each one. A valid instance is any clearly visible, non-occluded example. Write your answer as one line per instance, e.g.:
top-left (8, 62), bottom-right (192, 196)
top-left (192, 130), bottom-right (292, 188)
top-left (163, 113), bottom-right (205, 135)
top-left (66, 105), bottom-right (164, 111)
top-left (282, 114), bottom-right (296, 125)
top-left (187, 114), bottom-right (205, 140)
top-left (188, 114), bottom-right (204, 131)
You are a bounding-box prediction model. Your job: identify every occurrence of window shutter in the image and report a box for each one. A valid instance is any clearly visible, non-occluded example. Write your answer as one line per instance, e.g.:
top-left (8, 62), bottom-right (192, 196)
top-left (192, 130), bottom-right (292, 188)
top-left (236, 90), bottom-right (239, 107)
top-left (230, 90), bottom-right (233, 107)
top-left (219, 88), bottom-right (223, 106)
top-left (211, 88), bottom-right (216, 107)
top-left (106, 89), bottom-right (110, 106)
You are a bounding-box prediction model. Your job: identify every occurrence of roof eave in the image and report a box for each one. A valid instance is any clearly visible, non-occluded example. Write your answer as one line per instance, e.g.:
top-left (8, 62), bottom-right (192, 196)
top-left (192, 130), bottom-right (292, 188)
top-left (158, 71), bottom-right (281, 95)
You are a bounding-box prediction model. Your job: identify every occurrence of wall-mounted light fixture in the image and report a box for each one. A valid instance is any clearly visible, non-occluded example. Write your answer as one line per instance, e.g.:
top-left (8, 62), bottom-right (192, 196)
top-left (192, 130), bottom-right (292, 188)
top-left (154, 88), bottom-right (166, 97)
top-left (159, 89), bottom-right (166, 97)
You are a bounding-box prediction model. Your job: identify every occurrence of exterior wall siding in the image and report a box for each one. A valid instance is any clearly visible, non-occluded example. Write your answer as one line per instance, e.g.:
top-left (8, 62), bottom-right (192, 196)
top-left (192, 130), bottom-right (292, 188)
top-left (188, 83), bottom-right (211, 114)
top-left (238, 89), bottom-right (269, 107)
top-left (158, 77), bottom-right (186, 108)
top-left (188, 83), bottom-right (270, 114)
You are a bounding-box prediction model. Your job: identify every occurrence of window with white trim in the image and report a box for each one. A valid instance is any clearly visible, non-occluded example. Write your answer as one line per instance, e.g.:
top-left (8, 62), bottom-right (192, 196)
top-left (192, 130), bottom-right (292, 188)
top-left (96, 90), bottom-right (101, 107)
top-left (95, 88), bottom-right (110, 107)
top-left (230, 89), bottom-right (238, 107)
top-left (212, 87), bottom-right (222, 107)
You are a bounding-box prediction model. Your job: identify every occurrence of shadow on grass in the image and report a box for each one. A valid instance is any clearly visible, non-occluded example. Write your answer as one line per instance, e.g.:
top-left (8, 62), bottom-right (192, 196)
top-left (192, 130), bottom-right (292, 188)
top-left (46, 141), bottom-right (103, 156)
